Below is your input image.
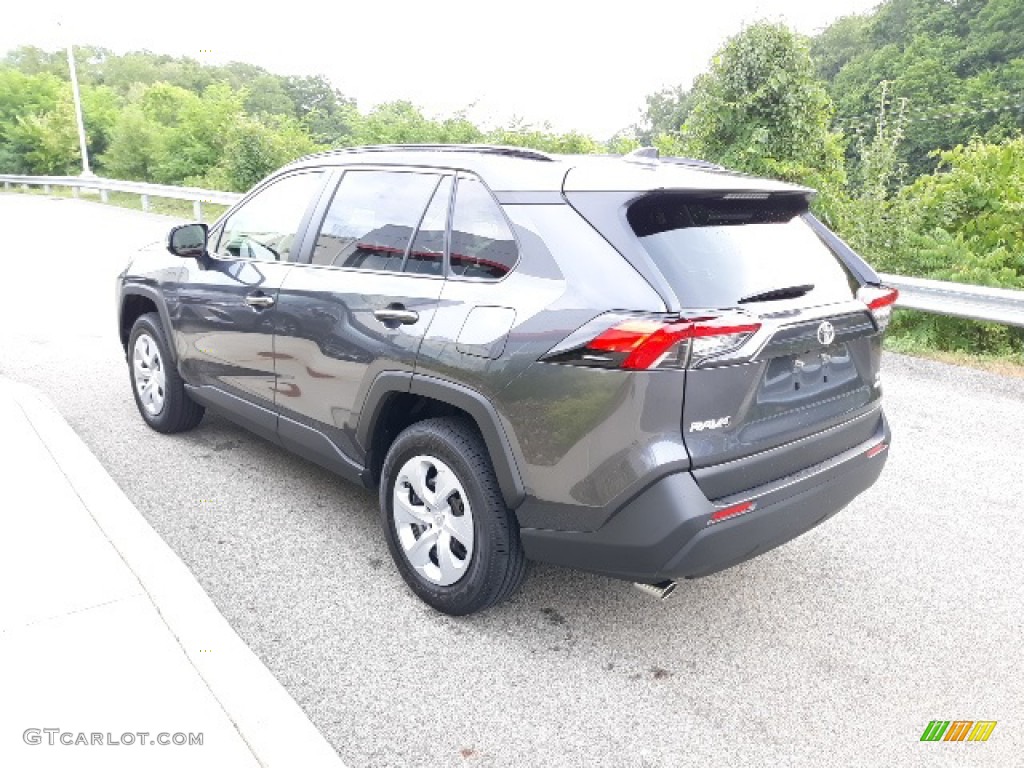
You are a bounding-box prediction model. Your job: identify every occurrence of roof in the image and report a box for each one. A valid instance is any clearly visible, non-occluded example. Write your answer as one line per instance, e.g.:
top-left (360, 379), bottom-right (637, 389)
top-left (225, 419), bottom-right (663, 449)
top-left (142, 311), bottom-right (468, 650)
top-left (283, 144), bottom-right (813, 196)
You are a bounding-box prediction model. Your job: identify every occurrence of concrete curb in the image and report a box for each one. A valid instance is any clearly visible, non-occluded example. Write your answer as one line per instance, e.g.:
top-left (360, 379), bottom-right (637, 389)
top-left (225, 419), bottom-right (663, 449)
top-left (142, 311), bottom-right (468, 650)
top-left (5, 379), bottom-right (345, 768)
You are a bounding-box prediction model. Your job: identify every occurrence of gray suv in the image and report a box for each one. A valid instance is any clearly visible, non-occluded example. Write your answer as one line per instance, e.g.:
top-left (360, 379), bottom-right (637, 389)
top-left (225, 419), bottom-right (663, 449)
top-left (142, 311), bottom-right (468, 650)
top-left (116, 145), bottom-right (895, 615)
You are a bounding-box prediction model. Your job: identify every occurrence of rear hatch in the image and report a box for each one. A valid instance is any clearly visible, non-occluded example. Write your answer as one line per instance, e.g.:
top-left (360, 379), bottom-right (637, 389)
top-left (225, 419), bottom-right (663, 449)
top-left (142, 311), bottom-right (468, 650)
top-left (565, 181), bottom-right (895, 501)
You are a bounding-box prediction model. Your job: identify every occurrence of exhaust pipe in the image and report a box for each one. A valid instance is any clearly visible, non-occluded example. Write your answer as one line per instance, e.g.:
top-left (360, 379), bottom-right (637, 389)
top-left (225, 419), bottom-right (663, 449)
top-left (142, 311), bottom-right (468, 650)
top-left (633, 580), bottom-right (678, 600)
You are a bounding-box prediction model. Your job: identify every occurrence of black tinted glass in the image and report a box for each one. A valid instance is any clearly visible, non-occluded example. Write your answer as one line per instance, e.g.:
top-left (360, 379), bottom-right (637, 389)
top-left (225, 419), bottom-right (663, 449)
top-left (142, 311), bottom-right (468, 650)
top-left (216, 172), bottom-right (323, 262)
top-left (405, 176), bottom-right (452, 276)
top-left (628, 194), bottom-right (857, 307)
top-left (449, 177), bottom-right (517, 279)
top-left (312, 171), bottom-right (441, 271)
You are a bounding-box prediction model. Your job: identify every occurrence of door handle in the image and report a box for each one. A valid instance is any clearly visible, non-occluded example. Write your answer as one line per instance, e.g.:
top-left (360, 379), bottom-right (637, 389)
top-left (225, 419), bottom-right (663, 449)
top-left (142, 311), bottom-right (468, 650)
top-left (245, 292), bottom-right (275, 309)
top-left (373, 306), bottom-right (419, 326)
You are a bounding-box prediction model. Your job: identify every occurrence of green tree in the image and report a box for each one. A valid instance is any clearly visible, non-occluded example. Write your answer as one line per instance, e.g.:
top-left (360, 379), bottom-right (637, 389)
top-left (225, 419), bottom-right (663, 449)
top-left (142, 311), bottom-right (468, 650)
top-left (353, 100), bottom-right (442, 144)
top-left (243, 75), bottom-right (296, 117)
top-left (209, 115), bottom-right (322, 191)
top-left (811, 15), bottom-right (870, 81)
top-left (99, 105), bottom-right (165, 180)
top-left (833, 82), bottom-right (912, 266)
top-left (635, 85), bottom-right (692, 144)
top-left (6, 96), bottom-right (81, 174)
top-left (818, 0), bottom-right (1024, 177)
top-left (157, 82), bottom-right (243, 184)
top-left (0, 69), bottom-right (75, 173)
top-left (901, 137), bottom-right (1024, 285)
top-left (679, 22), bottom-right (846, 195)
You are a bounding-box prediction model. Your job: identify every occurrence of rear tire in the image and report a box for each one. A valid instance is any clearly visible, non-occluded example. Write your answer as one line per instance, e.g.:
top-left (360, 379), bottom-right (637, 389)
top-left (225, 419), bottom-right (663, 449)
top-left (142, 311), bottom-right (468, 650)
top-left (128, 313), bottom-right (204, 434)
top-left (380, 417), bottom-right (527, 615)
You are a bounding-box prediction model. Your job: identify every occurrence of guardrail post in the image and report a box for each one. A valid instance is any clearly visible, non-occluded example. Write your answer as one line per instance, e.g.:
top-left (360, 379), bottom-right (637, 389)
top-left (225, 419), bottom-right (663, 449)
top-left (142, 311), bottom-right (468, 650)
top-left (72, 186), bottom-right (79, 198)
top-left (22, 183), bottom-right (28, 191)
top-left (43, 184), bottom-right (51, 195)
top-left (141, 194), bottom-right (149, 212)
top-left (193, 200), bottom-right (202, 222)
top-left (100, 188), bottom-right (109, 203)
top-left (4, 181), bottom-right (9, 190)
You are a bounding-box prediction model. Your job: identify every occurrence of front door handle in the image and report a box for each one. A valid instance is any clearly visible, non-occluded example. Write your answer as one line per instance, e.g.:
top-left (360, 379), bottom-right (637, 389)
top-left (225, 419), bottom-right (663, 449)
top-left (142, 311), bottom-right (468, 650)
top-left (245, 292), bottom-right (275, 309)
top-left (373, 306), bottom-right (419, 326)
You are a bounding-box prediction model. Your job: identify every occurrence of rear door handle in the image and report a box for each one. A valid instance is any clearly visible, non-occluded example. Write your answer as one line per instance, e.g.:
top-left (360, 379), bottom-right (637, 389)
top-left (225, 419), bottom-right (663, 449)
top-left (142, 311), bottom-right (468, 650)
top-left (373, 306), bottom-right (419, 326)
top-left (245, 291), bottom-right (275, 309)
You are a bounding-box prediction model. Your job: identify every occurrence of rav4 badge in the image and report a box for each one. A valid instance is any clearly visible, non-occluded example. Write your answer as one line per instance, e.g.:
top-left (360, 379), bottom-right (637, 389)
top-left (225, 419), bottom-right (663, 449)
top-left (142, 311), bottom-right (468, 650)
top-left (689, 417), bottom-right (731, 432)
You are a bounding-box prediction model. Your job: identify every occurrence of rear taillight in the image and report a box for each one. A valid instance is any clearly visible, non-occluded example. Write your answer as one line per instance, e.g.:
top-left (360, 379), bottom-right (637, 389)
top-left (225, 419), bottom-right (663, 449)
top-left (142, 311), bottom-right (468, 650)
top-left (858, 286), bottom-right (899, 332)
top-left (543, 313), bottom-right (761, 370)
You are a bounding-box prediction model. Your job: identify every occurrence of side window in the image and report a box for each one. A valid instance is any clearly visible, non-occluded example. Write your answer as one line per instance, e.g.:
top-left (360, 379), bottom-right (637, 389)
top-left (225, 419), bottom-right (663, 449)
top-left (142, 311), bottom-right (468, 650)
top-left (405, 176), bottom-right (452, 276)
top-left (214, 171), bottom-right (324, 262)
top-left (449, 177), bottom-right (518, 279)
top-left (311, 170), bottom-right (442, 271)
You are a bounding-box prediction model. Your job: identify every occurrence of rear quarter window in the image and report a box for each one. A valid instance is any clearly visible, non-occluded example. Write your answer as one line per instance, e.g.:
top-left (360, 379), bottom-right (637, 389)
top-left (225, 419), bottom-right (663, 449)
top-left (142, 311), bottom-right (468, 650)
top-left (449, 177), bottom-right (518, 280)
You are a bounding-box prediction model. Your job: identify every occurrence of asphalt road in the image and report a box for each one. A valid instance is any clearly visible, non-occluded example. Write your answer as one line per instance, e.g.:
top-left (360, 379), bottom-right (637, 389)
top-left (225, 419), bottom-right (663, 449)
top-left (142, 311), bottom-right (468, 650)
top-left (2, 193), bottom-right (1021, 767)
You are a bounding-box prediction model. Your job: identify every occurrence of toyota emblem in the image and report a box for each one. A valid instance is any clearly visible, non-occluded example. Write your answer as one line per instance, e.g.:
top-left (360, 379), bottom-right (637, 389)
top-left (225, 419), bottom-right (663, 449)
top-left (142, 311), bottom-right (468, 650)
top-left (817, 320), bottom-right (836, 346)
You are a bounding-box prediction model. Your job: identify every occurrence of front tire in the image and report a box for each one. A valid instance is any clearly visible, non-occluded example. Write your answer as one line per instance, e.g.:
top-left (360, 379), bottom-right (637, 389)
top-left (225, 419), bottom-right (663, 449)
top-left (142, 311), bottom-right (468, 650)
top-left (380, 418), bottom-right (526, 615)
top-left (128, 313), bottom-right (204, 434)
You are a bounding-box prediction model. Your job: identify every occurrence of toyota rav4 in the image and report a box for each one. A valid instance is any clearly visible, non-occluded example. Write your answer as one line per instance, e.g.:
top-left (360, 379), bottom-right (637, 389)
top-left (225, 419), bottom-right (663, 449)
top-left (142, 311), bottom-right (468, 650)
top-left (116, 145), bottom-right (895, 615)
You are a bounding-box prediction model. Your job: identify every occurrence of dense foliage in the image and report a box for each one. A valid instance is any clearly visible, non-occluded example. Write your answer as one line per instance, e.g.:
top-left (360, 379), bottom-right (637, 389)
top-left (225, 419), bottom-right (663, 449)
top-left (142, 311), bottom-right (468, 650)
top-left (0, 46), bottom-right (610, 188)
top-left (676, 23), bottom-right (845, 196)
top-left (1, 0), bottom-right (1022, 356)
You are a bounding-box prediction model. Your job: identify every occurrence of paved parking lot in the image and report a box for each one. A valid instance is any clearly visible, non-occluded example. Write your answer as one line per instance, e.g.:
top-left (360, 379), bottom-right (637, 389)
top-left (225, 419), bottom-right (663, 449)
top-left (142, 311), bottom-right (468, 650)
top-left (2, 194), bottom-right (1021, 766)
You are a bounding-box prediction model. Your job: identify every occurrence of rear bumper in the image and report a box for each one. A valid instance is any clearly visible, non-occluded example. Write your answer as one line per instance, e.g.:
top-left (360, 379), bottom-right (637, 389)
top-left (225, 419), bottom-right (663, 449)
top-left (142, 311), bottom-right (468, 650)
top-left (519, 414), bottom-right (890, 583)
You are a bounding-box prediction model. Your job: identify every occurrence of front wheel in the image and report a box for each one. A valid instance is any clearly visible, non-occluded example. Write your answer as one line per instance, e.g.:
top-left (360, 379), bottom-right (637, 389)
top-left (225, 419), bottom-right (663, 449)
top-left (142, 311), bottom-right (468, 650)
top-left (128, 313), bottom-right (204, 434)
top-left (379, 418), bottom-right (526, 615)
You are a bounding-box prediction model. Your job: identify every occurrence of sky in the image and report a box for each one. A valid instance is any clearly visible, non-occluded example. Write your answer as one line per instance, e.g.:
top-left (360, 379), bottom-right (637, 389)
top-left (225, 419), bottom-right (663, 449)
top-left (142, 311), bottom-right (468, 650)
top-left (1, 0), bottom-right (882, 138)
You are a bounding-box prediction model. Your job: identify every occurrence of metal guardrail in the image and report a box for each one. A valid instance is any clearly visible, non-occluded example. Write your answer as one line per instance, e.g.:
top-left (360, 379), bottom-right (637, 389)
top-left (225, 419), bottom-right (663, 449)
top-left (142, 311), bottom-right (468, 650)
top-left (881, 273), bottom-right (1024, 328)
top-left (0, 173), bottom-right (242, 222)
top-left (2, 173), bottom-right (1023, 327)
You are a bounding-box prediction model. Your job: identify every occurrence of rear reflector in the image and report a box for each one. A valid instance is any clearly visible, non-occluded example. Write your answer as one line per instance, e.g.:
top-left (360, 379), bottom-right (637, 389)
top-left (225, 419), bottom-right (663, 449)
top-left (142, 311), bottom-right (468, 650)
top-left (865, 442), bottom-right (888, 459)
top-left (708, 501), bottom-right (756, 525)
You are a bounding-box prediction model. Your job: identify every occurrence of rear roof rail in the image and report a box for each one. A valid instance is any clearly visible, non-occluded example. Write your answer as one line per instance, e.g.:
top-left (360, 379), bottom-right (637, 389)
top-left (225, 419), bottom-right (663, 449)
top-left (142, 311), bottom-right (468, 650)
top-left (299, 144), bottom-right (556, 163)
top-left (662, 156), bottom-right (726, 171)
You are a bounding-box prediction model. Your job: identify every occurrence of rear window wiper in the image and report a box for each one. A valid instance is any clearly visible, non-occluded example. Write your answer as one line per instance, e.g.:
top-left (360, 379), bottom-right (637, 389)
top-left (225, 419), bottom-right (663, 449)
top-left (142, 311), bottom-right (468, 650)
top-left (737, 284), bottom-right (814, 304)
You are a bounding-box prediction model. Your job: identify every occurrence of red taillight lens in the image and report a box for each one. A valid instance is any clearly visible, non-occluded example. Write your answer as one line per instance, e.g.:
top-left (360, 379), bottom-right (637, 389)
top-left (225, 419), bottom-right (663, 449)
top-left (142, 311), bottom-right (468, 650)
top-left (589, 319), bottom-right (694, 370)
top-left (545, 313), bottom-right (761, 370)
top-left (708, 500), bottom-right (756, 524)
top-left (858, 286), bottom-right (899, 331)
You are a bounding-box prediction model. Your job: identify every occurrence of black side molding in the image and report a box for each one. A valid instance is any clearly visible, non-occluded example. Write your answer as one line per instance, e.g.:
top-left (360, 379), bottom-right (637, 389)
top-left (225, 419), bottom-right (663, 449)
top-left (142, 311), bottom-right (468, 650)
top-left (184, 384), bottom-right (279, 445)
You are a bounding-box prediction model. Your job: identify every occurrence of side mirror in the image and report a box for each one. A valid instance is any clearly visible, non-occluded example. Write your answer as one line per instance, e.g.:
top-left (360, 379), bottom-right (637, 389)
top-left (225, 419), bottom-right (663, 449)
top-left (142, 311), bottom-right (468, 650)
top-left (167, 223), bottom-right (208, 258)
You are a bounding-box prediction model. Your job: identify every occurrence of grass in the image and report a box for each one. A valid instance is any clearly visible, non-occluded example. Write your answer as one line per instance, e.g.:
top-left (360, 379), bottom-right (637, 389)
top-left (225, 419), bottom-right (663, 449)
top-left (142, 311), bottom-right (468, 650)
top-left (884, 332), bottom-right (1024, 377)
top-left (2, 183), bottom-right (229, 222)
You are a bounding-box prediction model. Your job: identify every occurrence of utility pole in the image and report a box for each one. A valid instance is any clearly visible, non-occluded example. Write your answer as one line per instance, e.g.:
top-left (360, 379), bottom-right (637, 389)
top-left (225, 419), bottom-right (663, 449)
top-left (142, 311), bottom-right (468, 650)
top-left (64, 39), bottom-right (93, 176)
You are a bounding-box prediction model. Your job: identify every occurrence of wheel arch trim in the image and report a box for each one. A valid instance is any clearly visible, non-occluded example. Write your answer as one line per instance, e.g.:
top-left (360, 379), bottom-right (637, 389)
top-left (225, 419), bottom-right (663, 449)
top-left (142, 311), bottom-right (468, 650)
top-left (119, 284), bottom-right (178, 365)
top-left (357, 372), bottom-right (526, 509)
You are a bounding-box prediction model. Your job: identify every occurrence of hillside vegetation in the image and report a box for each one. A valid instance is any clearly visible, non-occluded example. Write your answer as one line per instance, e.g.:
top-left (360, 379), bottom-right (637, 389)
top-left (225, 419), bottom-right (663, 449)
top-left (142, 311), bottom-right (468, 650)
top-left (1, 0), bottom-right (1022, 357)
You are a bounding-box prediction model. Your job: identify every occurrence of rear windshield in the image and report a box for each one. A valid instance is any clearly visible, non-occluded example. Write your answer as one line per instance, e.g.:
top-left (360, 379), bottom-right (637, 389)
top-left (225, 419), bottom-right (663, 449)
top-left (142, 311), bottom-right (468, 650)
top-left (627, 194), bottom-right (858, 308)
